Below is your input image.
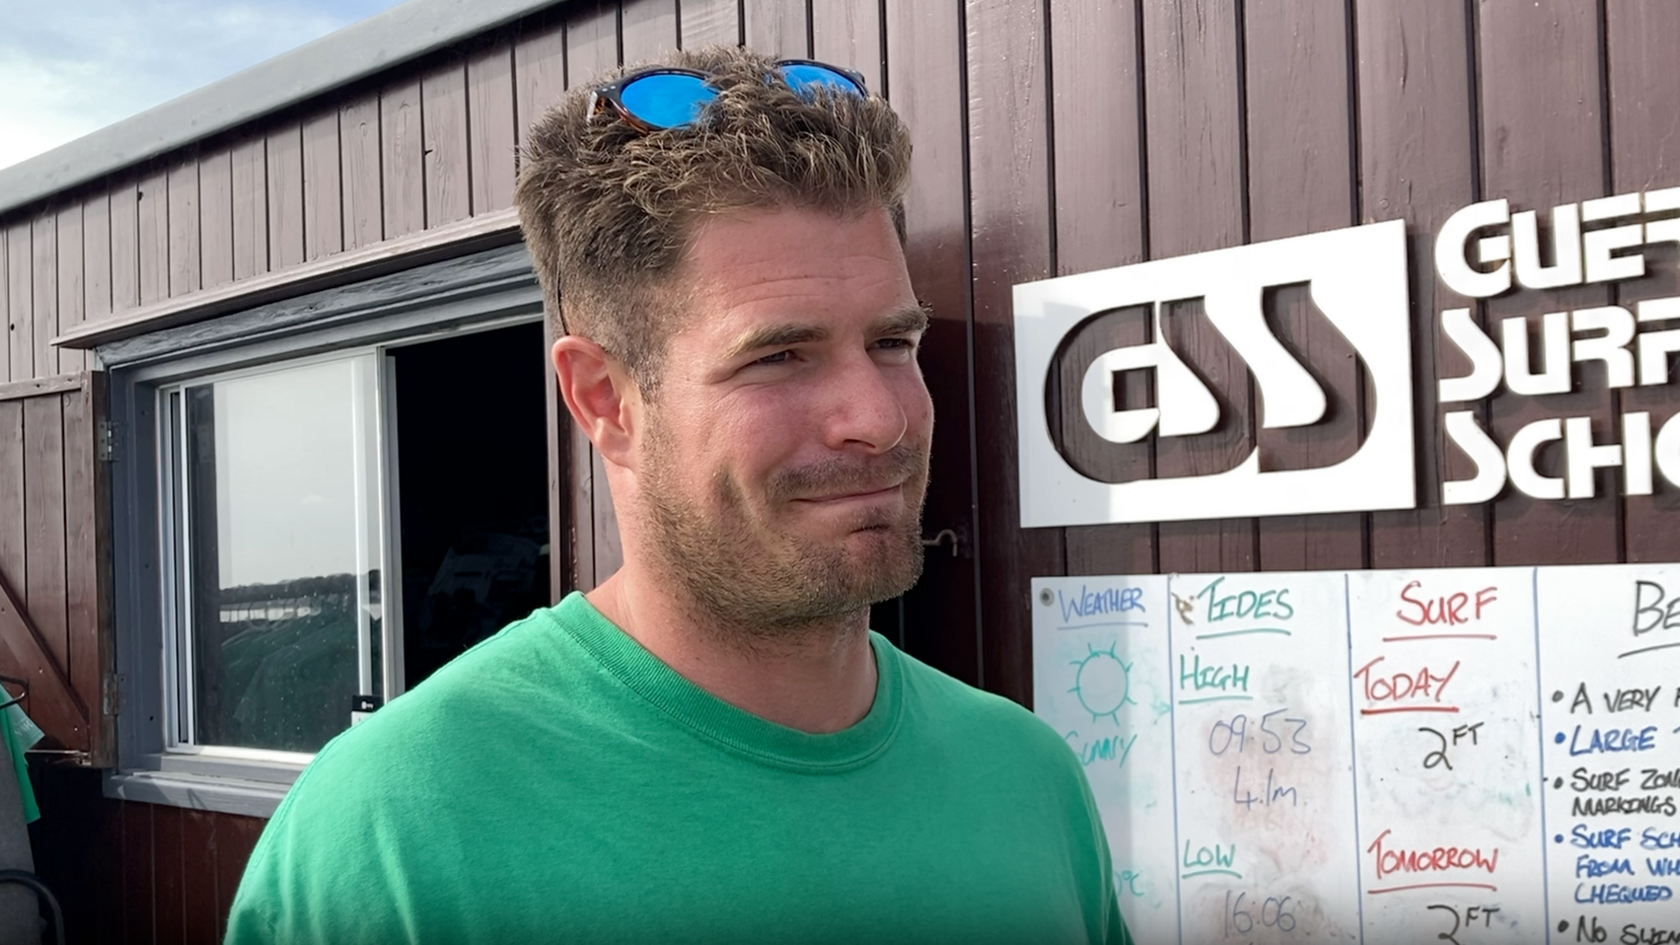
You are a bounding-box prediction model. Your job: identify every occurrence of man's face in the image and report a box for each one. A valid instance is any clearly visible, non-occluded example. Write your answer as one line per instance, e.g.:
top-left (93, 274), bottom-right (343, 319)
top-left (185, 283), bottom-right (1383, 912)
top-left (634, 204), bottom-right (933, 634)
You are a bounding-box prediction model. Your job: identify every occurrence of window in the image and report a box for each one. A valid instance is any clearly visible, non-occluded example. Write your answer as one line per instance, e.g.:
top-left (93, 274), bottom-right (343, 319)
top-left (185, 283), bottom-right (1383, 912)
top-left (159, 354), bottom-right (388, 757)
top-left (104, 245), bottom-right (556, 815)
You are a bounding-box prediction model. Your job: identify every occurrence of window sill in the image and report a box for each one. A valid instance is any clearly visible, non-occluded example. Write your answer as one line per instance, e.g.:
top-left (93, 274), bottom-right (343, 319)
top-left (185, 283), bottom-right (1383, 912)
top-left (103, 766), bottom-right (299, 819)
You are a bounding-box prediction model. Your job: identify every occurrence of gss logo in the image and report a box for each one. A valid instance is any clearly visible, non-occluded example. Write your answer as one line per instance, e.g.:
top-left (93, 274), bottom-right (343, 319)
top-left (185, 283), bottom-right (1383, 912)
top-left (1013, 219), bottom-right (1415, 527)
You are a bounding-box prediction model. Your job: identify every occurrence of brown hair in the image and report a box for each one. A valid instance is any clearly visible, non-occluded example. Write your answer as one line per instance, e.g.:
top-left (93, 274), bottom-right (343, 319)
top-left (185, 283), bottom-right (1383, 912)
top-left (514, 45), bottom-right (913, 392)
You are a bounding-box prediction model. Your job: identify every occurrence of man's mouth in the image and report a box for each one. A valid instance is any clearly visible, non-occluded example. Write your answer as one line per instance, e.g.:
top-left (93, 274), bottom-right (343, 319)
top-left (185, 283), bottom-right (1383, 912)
top-left (794, 483), bottom-right (904, 505)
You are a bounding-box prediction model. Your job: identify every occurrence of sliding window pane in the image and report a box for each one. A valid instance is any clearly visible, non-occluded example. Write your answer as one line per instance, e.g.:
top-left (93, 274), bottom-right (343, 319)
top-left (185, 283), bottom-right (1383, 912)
top-left (182, 357), bottom-right (382, 752)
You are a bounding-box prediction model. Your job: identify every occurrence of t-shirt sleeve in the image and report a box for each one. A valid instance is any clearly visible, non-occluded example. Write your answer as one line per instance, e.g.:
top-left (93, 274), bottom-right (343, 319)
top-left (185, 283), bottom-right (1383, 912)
top-left (223, 868), bottom-right (279, 945)
top-left (223, 793), bottom-right (302, 945)
top-left (221, 737), bottom-right (423, 945)
top-left (1105, 883), bottom-right (1134, 945)
top-left (1057, 727), bottom-right (1132, 945)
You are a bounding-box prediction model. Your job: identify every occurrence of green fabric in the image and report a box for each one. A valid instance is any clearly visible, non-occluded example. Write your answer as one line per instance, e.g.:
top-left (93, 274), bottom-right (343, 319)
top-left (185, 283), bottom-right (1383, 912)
top-left (1, 703), bottom-right (37, 824)
top-left (227, 593), bottom-right (1131, 945)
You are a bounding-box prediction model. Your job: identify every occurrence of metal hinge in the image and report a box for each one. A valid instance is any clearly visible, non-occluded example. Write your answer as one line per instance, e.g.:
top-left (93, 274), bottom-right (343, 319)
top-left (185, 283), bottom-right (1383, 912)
top-left (96, 421), bottom-right (118, 462)
top-left (102, 673), bottom-right (120, 716)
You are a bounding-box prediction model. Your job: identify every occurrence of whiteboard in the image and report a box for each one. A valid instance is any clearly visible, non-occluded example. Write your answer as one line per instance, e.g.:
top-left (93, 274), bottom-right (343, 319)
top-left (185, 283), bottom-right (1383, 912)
top-left (1031, 564), bottom-right (1680, 944)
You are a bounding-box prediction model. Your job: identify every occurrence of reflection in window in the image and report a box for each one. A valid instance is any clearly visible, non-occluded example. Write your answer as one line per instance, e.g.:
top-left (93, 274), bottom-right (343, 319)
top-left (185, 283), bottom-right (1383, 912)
top-left (164, 357), bottom-right (383, 753)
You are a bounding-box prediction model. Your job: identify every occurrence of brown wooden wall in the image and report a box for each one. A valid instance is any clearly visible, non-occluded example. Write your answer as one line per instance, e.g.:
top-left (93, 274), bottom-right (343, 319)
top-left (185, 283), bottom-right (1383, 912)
top-left (0, 372), bottom-right (109, 768)
top-left (4, 0), bottom-right (1679, 942)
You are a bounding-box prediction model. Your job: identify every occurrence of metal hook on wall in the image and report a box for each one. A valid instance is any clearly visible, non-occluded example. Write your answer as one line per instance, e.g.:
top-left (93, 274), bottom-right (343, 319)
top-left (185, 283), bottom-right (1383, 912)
top-left (0, 674), bottom-right (27, 712)
top-left (919, 526), bottom-right (970, 559)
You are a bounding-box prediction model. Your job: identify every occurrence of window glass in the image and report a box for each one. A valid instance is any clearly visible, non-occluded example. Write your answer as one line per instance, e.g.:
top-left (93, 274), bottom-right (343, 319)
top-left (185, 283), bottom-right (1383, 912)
top-left (173, 357), bottom-right (382, 752)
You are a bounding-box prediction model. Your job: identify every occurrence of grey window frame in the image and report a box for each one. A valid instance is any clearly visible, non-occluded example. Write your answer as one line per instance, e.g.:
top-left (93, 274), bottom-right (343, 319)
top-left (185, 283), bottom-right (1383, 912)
top-left (102, 244), bottom-right (543, 817)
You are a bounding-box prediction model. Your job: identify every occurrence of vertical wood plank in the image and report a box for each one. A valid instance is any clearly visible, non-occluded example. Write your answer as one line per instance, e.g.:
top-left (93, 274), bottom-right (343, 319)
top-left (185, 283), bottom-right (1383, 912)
top-left (214, 816), bottom-right (266, 942)
top-left (886, 0), bottom-right (979, 683)
top-left (1478, 0), bottom-right (1616, 565)
top-left (31, 214), bottom-right (56, 379)
top-left (1243, 0), bottom-right (1364, 571)
top-left (467, 43), bottom-right (518, 214)
top-left (181, 810), bottom-right (220, 945)
top-left (0, 403), bottom-right (21, 646)
top-left (1605, 3), bottom-right (1680, 190)
top-left (83, 193), bottom-right (113, 330)
top-left (1141, 0), bottom-right (1254, 574)
top-left (744, 0), bottom-right (809, 58)
top-left (56, 204), bottom-right (86, 371)
top-left (680, 0), bottom-right (739, 49)
top-left (423, 61), bottom-right (472, 227)
top-left (167, 160), bottom-right (201, 298)
top-left (199, 148), bottom-right (234, 290)
top-left (302, 111), bottom-right (344, 260)
top-left (1606, 1), bottom-right (1680, 563)
top-left (138, 170), bottom-right (169, 306)
top-left (111, 180), bottom-right (141, 312)
top-left (812, 0), bottom-right (882, 95)
top-left (381, 79), bottom-right (426, 239)
top-left (267, 123), bottom-right (306, 271)
top-left (0, 228), bottom-right (10, 384)
top-left (22, 394), bottom-right (68, 681)
top-left (515, 21), bottom-right (569, 143)
top-left (5, 222), bottom-right (30, 382)
top-left (565, 1), bottom-right (620, 89)
top-left (230, 138), bottom-right (269, 280)
top-left (62, 376), bottom-right (103, 756)
top-left (1050, 0), bottom-right (1153, 578)
top-left (965, 0), bottom-right (1061, 703)
top-left (1358, 0), bottom-right (1487, 569)
top-left (92, 795), bottom-right (124, 944)
top-left (120, 801), bottom-right (155, 945)
top-left (518, 18), bottom-right (571, 589)
top-left (544, 320), bottom-right (569, 600)
top-left (340, 93), bottom-right (383, 250)
top-left (562, 0), bottom-right (623, 586)
top-left (621, 0), bottom-right (676, 62)
top-left (153, 805), bottom-right (186, 945)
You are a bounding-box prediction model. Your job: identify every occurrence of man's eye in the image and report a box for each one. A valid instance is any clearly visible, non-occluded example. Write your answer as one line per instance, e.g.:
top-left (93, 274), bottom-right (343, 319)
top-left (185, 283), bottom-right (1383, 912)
top-left (754, 350), bottom-right (793, 365)
top-left (874, 337), bottom-right (917, 353)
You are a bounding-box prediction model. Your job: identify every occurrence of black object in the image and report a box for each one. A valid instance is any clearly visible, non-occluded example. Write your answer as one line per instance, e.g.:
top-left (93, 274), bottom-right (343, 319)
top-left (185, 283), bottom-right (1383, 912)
top-left (0, 870), bottom-right (64, 945)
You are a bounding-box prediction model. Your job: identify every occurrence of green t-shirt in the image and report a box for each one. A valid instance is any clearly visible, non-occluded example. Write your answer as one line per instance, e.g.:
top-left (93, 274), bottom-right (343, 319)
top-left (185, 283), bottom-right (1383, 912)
top-left (227, 593), bottom-right (1131, 945)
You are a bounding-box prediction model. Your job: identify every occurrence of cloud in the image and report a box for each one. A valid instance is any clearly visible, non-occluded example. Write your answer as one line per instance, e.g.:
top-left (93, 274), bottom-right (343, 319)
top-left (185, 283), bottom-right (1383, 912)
top-left (0, 0), bottom-right (405, 169)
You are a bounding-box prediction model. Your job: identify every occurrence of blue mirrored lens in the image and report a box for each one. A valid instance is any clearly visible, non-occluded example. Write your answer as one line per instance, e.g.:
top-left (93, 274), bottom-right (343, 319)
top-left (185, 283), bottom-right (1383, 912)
top-left (619, 73), bottom-right (717, 128)
top-left (778, 64), bottom-right (863, 99)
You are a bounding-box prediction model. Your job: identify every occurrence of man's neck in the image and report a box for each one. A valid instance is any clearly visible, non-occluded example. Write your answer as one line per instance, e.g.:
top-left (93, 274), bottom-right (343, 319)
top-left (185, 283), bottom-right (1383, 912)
top-left (584, 566), bottom-right (879, 734)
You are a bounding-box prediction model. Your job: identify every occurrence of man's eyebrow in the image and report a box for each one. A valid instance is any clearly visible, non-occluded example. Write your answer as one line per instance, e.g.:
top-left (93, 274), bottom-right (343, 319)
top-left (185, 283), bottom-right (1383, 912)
top-left (725, 324), bottom-right (830, 361)
top-left (873, 305), bottom-right (932, 336)
top-left (723, 306), bottom-right (930, 361)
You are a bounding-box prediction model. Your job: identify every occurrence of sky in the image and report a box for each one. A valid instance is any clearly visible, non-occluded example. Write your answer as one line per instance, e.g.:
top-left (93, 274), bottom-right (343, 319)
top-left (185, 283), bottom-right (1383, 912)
top-left (0, 0), bottom-right (409, 171)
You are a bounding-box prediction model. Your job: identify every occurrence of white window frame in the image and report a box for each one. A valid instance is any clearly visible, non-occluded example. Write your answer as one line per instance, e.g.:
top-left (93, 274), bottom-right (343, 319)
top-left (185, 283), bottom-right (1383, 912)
top-left (102, 244), bottom-right (545, 817)
top-left (154, 348), bottom-right (392, 761)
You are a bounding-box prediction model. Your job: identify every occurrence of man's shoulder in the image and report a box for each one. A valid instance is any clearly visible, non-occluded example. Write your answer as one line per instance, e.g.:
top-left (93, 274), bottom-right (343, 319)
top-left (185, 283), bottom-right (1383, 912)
top-left (280, 601), bottom-right (580, 801)
top-left (227, 599), bottom-right (615, 942)
top-left (886, 638), bottom-right (1075, 762)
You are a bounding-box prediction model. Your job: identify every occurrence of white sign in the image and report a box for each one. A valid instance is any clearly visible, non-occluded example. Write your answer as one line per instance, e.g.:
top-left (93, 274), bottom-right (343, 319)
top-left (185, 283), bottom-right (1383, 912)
top-left (1033, 563), bottom-right (1680, 944)
top-left (1016, 187), bottom-right (1680, 528)
top-left (1013, 220), bottom-right (1414, 527)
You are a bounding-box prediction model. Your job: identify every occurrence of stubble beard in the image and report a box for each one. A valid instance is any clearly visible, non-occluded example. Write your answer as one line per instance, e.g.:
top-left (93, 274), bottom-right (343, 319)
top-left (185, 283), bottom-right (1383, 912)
top-left (640, 426), bottom-right (929, 646)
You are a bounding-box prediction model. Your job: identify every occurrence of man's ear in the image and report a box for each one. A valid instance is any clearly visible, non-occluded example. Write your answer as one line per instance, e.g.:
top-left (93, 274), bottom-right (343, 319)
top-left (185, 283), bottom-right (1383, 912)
top-left (552, 335), bottom-right (640, 468)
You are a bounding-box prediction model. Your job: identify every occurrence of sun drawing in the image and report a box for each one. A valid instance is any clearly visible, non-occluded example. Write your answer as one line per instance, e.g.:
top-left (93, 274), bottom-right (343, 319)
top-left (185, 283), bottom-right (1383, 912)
top-left (1069, 642), bottom-right (1134, 725)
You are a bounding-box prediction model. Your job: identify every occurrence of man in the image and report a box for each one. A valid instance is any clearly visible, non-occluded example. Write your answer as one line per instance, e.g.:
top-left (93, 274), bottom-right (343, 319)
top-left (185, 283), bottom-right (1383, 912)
top-left (227, 46), bottom-right (1130, 945)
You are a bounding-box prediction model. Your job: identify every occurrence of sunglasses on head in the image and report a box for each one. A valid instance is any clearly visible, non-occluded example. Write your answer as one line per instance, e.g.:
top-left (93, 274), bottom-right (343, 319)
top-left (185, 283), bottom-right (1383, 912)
top-left (589, 59), bottom-right (868, 133)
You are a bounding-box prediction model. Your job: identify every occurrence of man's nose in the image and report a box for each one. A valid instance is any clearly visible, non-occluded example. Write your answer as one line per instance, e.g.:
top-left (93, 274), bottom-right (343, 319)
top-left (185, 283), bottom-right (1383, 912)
top-left (822, 355), bottom-right (908, 453)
